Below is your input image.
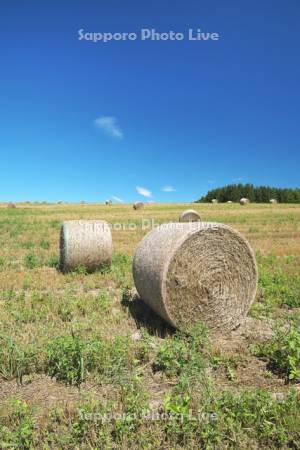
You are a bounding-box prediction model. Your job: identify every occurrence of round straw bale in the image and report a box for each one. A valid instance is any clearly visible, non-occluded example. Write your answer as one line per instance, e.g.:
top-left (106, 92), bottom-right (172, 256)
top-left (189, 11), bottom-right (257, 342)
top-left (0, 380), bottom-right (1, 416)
top-left (133, 222), bottom-right (257, 331)
top-left (7, 202), bottom-right (16, 209)
top-left (270, 199), bottom-right (277, 204)
top-left (240, 198), bottom-right (249, 205)
top-left (179, 209), bottom-right (201, 222)
top-left (211, 199), bottom-right (218, 203)
top-left (133, 201), bottom-right (144, 210)
top-left (59, 220), bottom-right (112, 272)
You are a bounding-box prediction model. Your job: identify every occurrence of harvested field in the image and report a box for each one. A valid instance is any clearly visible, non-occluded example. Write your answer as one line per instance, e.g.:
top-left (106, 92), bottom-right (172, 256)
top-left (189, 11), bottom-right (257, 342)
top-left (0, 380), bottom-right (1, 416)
top-left (0, 202), bottom-right (299, 448)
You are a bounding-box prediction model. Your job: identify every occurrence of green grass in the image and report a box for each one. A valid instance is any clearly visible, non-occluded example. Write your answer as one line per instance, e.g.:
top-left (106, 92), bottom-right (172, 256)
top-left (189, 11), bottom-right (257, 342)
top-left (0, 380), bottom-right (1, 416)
top-left (251, 253), bottom-right (300, 317)
top-left (253, 327), bottom-right (300, 382)
top-left (154, 322), bottom-right (208, 378)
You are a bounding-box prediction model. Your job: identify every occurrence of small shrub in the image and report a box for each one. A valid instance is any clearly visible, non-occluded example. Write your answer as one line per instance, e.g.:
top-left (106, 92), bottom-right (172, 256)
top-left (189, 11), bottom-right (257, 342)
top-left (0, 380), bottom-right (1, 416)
top-left (24, 251), bottom-right (39, 269)
top-left (0, 400), bottom-right (36, 449)
top-left (252, 327), bottom-right (300, 381)
top-left (154, 322), bottom-right (208, 378)
top-left (45, 334), bottom-right (134, 386)
top-left (39, 239), bottom-right (50, 250)
top-left (46, 334), bottom-right (84, 386)
top-left (74, 264), bottom-right (88, 275)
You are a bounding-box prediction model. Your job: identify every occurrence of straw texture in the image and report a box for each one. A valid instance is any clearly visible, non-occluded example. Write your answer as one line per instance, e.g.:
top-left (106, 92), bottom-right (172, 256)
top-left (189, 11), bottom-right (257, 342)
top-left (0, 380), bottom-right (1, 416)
top-left (60, 220), bottom-right (112, 272)
top-left (179, 209), bottom-right (201, 222)
top-left (133, 202), bottom-right (144, 210)
top-left (133, 222), bottom-right (257, 331)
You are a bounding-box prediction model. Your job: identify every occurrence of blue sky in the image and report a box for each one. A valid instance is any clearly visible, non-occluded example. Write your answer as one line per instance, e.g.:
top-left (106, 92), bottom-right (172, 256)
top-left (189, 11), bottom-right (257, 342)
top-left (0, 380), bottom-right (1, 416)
top-left (1, 0), bottom-right (299, 202)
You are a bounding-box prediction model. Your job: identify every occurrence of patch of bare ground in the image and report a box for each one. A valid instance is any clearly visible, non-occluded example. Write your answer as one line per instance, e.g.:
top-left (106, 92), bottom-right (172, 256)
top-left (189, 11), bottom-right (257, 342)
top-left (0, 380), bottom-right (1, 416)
top-left (0, 375), bottom-right (122, 425)
top-left (209, 318), bottom-right (299, 394)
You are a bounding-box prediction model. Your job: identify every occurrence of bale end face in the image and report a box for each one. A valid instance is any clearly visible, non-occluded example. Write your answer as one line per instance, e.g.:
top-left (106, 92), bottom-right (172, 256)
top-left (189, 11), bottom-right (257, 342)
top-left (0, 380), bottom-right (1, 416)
top-left (133, 202), bottom-right (144, 210)
top-left (133, 222), bottom-right (258, 331)
top-left (179, 209), bottom-right (201, 222)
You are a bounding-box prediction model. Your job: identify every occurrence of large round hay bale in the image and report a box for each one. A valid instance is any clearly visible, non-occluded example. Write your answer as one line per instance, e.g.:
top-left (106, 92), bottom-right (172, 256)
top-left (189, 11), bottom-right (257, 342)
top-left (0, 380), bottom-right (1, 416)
top-left (133, 201), bottom-right (144, 210)
top-left (133, 222), bottom-right (257, 331)
top-left (270, 199), bottom-right (277, 204)
top-left (179, 209), bottom-right (201, 222)
top-left (211, 199), bottom-right (218, 204)
top-left (7, 202), bottom-right (16, 209)
top-left (240, 198), bottom-right (249, 205)
top-left (59, 220), bottom-right (112, 273)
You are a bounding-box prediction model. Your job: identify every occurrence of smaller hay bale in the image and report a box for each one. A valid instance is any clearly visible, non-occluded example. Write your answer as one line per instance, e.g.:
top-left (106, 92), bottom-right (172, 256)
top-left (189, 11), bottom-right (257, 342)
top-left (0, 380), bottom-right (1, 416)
top-left (227, 201), bottom-right (232, 204)
top-left (270, 199), bottom-right (277, 204)
top-left (7, 202), bottom-right (16, 209)
top-left (179, 209), bottom-right (201, 222)
top-left (59, 220), bottom-right (112, 273)
top-left (105, 200), bottom-right (112, 205)
top-left (211, 199), bottom-right (218, 203)
top-left (133, 201), bottom-right (144, 210)
top-left (240, 198), bottom-right (249, 205)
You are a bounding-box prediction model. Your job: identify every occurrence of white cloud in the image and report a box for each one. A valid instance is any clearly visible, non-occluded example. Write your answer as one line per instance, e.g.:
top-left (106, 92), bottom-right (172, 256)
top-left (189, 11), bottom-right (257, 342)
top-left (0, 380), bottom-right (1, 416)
top-left (162, 185), bottom-right (176, 192)
top-left (233, 177), bottom-right (244, 182)
top-left (136, 186), bottom-right (152, 198)
top-left (94, 116), bottom-right (123, 139)
top-left (112, 196), bottom-right (124, 203)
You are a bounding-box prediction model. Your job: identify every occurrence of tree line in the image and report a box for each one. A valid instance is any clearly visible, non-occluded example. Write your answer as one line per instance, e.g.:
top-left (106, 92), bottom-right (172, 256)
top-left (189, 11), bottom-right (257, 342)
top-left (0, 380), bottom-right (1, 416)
top-left (196, 184), bottom-right (300, 203)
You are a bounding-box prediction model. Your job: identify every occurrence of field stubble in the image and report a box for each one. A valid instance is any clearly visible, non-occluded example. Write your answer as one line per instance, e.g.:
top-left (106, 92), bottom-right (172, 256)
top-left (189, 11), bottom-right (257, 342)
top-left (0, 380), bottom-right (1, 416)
top-left (0, 202), bottom-right (299, 449)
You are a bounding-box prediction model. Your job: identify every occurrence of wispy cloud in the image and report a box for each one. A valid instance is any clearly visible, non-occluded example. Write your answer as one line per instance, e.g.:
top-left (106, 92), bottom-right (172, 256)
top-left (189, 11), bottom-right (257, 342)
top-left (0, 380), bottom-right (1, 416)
top-left (136, 186), bottom-right (152, 198)
top-left (112, 196), bottom-right (124, 203)
top-left (162, 185), bottom-right (176, 192)
top-left (94, 116), bottom-right (123, 139)
top-left (232, 177), bottom-right (244, 182)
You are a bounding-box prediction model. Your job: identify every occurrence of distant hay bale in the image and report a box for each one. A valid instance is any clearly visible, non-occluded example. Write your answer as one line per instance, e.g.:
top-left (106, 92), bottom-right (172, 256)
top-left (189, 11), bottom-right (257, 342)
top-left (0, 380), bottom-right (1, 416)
top-left (240, 198), bottom-right (249, 205)
top-left (105, 200), bottom-right (112, 205)
top-left (59, 220), bottom-right (112, 273)
top-left (227, 201), bottom-right (232, 204)
top-left (133, 222), bottom-right (257, 331)
top-left (211, 199), bottom-right (218, 204)
top-left (7, 202), bottom-right (16, 209)
top-left (270, 199), bottom-right (277, 204)
top-left (133, 201), bottom-right (144, 210)
top-left (179, 209), bottom-right (201, 222)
